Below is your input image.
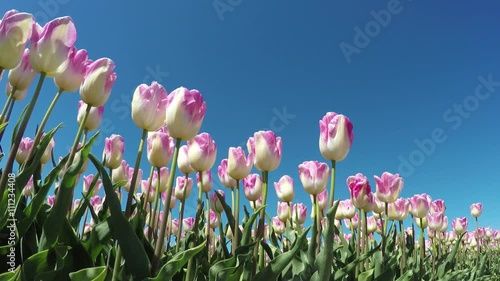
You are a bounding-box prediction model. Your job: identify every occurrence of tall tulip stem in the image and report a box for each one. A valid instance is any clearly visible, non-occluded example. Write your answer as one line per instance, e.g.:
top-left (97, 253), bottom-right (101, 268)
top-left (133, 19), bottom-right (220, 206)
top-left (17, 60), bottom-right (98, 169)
top-left (124, 129), bottom-right (148, 218)
top-left (0, 87), bottom-right (15, 126)
top-left (152, 138), bottom-right (181, 274)
top-left (328, 160), bottom-right (336, 208)
top-left (233, 180), bottom-right (240, 255)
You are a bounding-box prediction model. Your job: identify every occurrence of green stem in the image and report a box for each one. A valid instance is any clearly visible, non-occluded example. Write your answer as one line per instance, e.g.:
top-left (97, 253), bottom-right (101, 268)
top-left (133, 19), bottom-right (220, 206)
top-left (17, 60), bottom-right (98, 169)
top-left (205, 191), bottom-right (211, 261)
top-left (124, 129), bottom-right (148, 218)
top-left (399, 220), bottom-right (406, 276)
top-left (419, 218), bottom-right (425, 280)
top-left (26, 88), bottom-right (64, 164)
top-left (143, 166), bottom-right (155, 213)
top-left (328, 160), bottom-right (336, 208)
top-left (82, 129), bottom-right (88, 146)
top-left (233, 180), bottom-right (240, 255)
top-left (314, 194), bottom-right (320, 255)
top-left (0, 73), bottom-right (46, 196)
top-left (475, 217), bottom-right (480, 266)
top-left (152, 138), bottom-right (181, 274)
top-left (381, 204), bottom-right (388, 259)
top-left (186, 173), bottom-right (204, 281)
top-left (0, 87), bottom-right (15, 125)
top-left (66, 104), bottom-right (91, 172)
top-left (112, 245), bottom-right (123, 281)
top-left (257, 171), bottom-right (269, 270)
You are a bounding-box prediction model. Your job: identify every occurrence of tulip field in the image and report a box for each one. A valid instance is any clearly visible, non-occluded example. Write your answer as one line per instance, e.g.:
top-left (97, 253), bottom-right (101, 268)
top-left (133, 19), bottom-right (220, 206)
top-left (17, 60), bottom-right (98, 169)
top-left (2, 10), bottom-right (500, 281)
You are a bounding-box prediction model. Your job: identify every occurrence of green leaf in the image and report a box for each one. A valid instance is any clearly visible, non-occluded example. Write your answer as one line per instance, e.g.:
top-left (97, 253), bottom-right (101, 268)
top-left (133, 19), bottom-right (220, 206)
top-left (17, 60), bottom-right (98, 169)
top-left (312, 200), bottom-right (339, 281)
top-left (88, 153), bottom-right (152, 280)
top-left (241, 205), bottom-right (265, 246)
top-left (333, 244), bottom-right (380, 280)
top-left (254, 226), bottom-right (311, 280)
top-left (358, 269), bottom-right (375, 281)
top-left (0, 267), bottom-right (19, 281)
top-left (208, 243), bottom-right (255, 281)
top-left (149, 241), bottom-right (206, 281)
top-left (215, 191), bottom-right (242, 244)
top-left (437, 233), bottom-right (464, 278)
top-left (69, 266), bottom-right (108, 281)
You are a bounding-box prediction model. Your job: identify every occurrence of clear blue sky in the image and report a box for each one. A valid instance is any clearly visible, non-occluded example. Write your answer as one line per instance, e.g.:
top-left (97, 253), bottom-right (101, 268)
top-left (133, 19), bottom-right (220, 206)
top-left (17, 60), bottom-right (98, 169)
top-left (1, 1), bottom-right (499, 233)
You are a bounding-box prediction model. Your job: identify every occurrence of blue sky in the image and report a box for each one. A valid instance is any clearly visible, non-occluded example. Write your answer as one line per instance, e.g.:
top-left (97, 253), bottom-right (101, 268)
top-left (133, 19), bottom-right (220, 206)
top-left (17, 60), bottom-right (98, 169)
top-left (1, 1), bottom-right (499, 233)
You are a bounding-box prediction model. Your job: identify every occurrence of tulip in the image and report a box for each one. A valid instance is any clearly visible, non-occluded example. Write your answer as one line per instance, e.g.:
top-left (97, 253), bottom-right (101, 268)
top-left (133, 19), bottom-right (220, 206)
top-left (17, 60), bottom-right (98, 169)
top-left (147, 128), bottom-right (175, 167)
top-left (452, 217), bottom-right (468, 234)
top-left (243, 174), bottom-right (262, 202)
top-left (227, 146), bottom-right (253, 180)
top-left (54, 46), bottom-right (90, 92)
top-left (123, 168), bottom-right (143, 193)
top-left (131, 81), bottom-right (168, 131)
top-left (77, 100), bottom-right (104, 131)
top-left (40, 134), bottom-right (55, 165)
top-left (162, 192), bottom-right (177, 210)
top-left (272, 217), bottom-right (286, 235)
top-left (196, 170), bottom-right (213, 193)
top-left (340, 199), bottom-right (356, 219)
top-left (208, 209), bottom-right (219, 229)
top-left (83, 174), bottom-right (102, 197)
top-left (29, 17), bottom-right (76, 76)
top-left (102, 134), bottom-right (125, 169)
top-left (151, 167), bottom-right (169, 193)
top-left (16, 137), bottom-right (33, 164)
top-left (371, 194), bottom-right (385, 215)
top-left (316, 189), bottom-right (329, 211)
top-left (427, 212), bottom-right (444, 232)
top-left (409, 194), bottom-right (431, 219)
top-left (171, 219), bottom-right (180, 236)
top-left (366, 216), bottom-right (377, 234)
top-left (246, 131), bottom-right (282, 172)
top-left (277, 202), bottom-right (290, 222)
top-left (250, 197), bottom-right (263, 210)
top-left (274, 175), bottom-right (295, 202)
top-left (387, 198), bottom-right (410, 221)
top-left (141, 180), bottom-right (156, 203)
top-left (344, 213), bottom-right (359, 230)
top-left (111, 160), bottom-right (129, 186)
top-left (217, 159), bottom-right (236, 188)
top-left (165, 87), bottom-right (206, 141)
top-left (470, 203), bottom-right (483, 218)
top-left (187, 132), bottom-right (217, 172)
top-left (5, 83), bottom-right (28, 101)
top-left (183, 218), bottom-right (195, 233)
top-left (0, 10), bottom-right (34, 70)
top-left (178, 145), bottom-right (195, 175)
top-left (23, 176), bottom-right (34, 197)
top-left (174, 176), bottom-right (193, 200)
top-left (210, 190), bottom-right (225, 213)
top-left (346, 173), bottom-right (372, 210)
top-left (430, 199), bottom-right (446, 215)
top-left (298, 161), bottom-right (330, 195)
top-left (374, 172), bottom-right (403, 203)
top-left (440, 216), bottom-right (449, 233)
top-left (292, 203), bottom-right (307, 226)
top-left (8, 49), bottom-right (36, 93)
top-left (318, 112), bottom-right (354, 162)
top-left (415, 217), bottom-right (427, 229)
top-left (79, 58), bottom-right (117, 107)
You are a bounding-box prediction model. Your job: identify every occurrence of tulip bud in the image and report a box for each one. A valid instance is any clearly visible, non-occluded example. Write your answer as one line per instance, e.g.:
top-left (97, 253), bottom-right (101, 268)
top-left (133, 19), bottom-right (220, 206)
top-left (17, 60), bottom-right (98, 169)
top-left (292, 203), bottom-right (307, 225)
top-left (174, 176), bottom-right (193, 200)
top-left (207, 209), bottom-right (218, 229)
top-left (272, 216), bottom-right (285, 235)
top-left (6, 83), bottom-right (28, 101)
top-left (102, 134), bottom-right (125, 169)
top-left (440, 216), bottom-right (449, 233)
top-left (347, 173), bottom-right (372, 210)
top-left (274, 175), bottom-right (295, 202)
top-left (246, 131), bottom-right (282, 172)
top-left (29, 17), bottom-right (76, 76)
top-left (298, 161), bottom-right (330, 195)
top-left (374, 172), bottom-right (403, 203)
top-left (427, 212), bottom-right (444, 231)
top-left (0, 11), bottom-right (34, 69)
top-left (371, 194), bottom-right (385, 214)
top-left (243, 174), bottom-right (262, 202)
top-left (187, 132), bottom-right (217, 172)
top-left (227, 146), bottom-right (253, 180)
top-left (430, 199), bottom-right (446, 215)
top-left (315, 189), bottom-right (329, 211)
top-left (210, 190), bottom-right (225, 213)
top-left (40, 134), bottom-right (55, 165)
top-left (151, 167), bottom-right (169, 193)
top-left (178, 145), bottom-right (194, 175)
top-left (470, 203), bottom-right (483, 218)
top-left (387, 198), bottom-right (410, 221)
top-left (54, 47), bottom-right (90, 92)
top-left (171, 219), bottom-right (179, 236)
top-left (452, 217), bottom-right (468, 234)
top-left (217, 159), bottom-right (236, 188)
top-left (123, 168), bottom-right (142, 193)
top-left (147, 128), bottom-right (174, 167)
top-left (277, 202), bottom-right (290, 222)
top-left (344, 213), bottom-right (359, 230)
top-left (409, 194), bottom-right (431, 219)
top-left (339, 199), bottom-right (356, 220)
top-left (165, 87), bottom-right (206, 141)
top-left (250, 197), bottom-right (263, 210)
top-left (16, 137), bottom-right (33, 164)
top-left (111, 160), bottom-right (129, 186)
top-left (183, 218), bottom-right (195, 233)
top-left (141, 180), bottom-right (156, 203)
top-left (366, 216), bottom-right (377, 234)
top-left (162, 192), bottom-right (177, 210)
top-left (83, 174), bottom-right (102, 197)
top-left (131, 81), bottom-right (168, 131)
top-left (23, 176), bottom-right (34, 197)
top-left (319, 112), bottom-right (354, 162)
top-left (8, 49), bottom-right (36, 93)
top-left (79, 58), bottom-right (117, 107)
top-left (77, 100), bottom-right (104, 131)
top-left (415, 217), bottom-right (427, 229)
top-left (196, 170), bottom-right (213, 193)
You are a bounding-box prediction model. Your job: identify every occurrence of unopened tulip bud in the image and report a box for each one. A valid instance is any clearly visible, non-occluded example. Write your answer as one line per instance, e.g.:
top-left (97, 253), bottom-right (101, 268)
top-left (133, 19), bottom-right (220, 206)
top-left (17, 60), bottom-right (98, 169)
top-left (102, 134), bottom-right (125, 169)
top-left (347, 173), bottom-right (372, 210)
top-left (0, 11), bottom-right (34, 69)
top-left (23, 176), bottom-right (34, 197)
top-left (430, 199), bottom-right (446, 215)
top-left (147, 128), bottom-right (174, 167)
top-left (299, 161), bottom-right (330, 195)
top-left (272, 216), bottom-right (285, 235)
top-left (187, 132), bottom-right (217, 172)
top-left (217, 159), bottom-right (236, 188)
top-left (250, 197), bottom-right (263, 210)
top-left (77, 100), bottom-right (104, 131)
top-left (366, 216), bottom-right (377, 234)
top-left (452, 217), bottom-right (468, 234)
top-left (183, 217), bottom-right (195, 233)
top-left (196, 170), bottom-right (213, 193)
top-left (277, 202), bottom-right (290, 222)
top-left (178, 145), bottom-right (194, 175)
top-left (5, 83), bottom-right (28, 101)
top-left (319, 112), bottom-right (354, 162)
top-left (409, 193), bottom-right (431, 218)
top-left (371, 194), bottom-right (385, 214)
top-left (174, 176), bottom-right (193, 200)
top-left (151, 167), bottom-right (169, 193)
top-left (79, 58), bottom-right (117, 107)
top-left (292, 203), bottom-right (307, 225)
top-left (315, 189), bottom-right (329, 211)
top-left (111, 160), bottom-right (129, 186)
top-left (440, 216), bottom-right (449, 232)
top-left (470, 203), bottom-right (483, 218)
top-left (141, 180), bottom-right (156, 203)
top-left (227, 146), bottom-right (253, 180)
top-left (123, 168), bottom-right (142, 193)
top-left (243, 173), bottom-right (262, 202)
top-left (210, 190), bottom-right (225, 213)
top-left (415, 217), bottom-right (427, 229)
top-left (165, 87), bottom-right (206, 141)
top-left (54, 47), bottom-right (90, 92)
top-left (83, 174), bottom-right (102, 197)
top-left (8, 49), bottom-right (36, 93)
top-left (131, 81), bottom-right (168, 131)
top-left (208, 209), bottom-right (218, 229)
top-left (171, 219), bottom-right (179, 236)
top-left (374, 172), bottom-right (403, 203)
top-left (274, 175), bottom-right (295, 202)
top-left (16, 137), bottom-right (33, 164)
top-left (427, 212), bottom-right (444, 231)
top-left (30, 17), bottom-right (76, 76)
top-left (247, 131), bottom-right (282, 172)
top-left (40, 134), bottom-right (55, 164)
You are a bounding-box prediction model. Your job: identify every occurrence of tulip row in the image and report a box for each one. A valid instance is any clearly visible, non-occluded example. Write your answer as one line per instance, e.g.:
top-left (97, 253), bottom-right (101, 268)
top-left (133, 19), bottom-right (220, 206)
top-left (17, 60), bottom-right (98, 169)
top-left (1, 9), bottom-right (499, 281)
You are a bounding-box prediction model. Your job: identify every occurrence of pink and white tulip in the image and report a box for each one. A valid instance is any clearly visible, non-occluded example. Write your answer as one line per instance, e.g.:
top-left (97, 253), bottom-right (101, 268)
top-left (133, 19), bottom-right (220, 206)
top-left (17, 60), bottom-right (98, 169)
top-left (298, 161), bottom-right (330, 195)
top-left (111, 160), bottom-right (129, 186)
top-left (77, 100), bottom-right (104, 131)
top-left (174, 176), bottom-right (193, 201)
top-left (152, 167), bottom-right (169, 193)
top-left (272, 216), bottom-right (285, 235)
top-left (210, 190), bottom-right (225, 213)
top-left (452, 217), bottom-right (468, 234)
top-left (8, 49), bottom-right (36, 93)
top-left (387, 198), bottom-right (410, 221)
top-left (103, 135), bottom-right (125, 170)
top-left (243, 174), bottom-right (262, 202)
top-left (165, 87), bottom-right (206, 141)
top-left (430, 199), bottom-right (446, 215)
top-left (292, 203), bottom-right (307, 225)
top-left (227, 146), bottom-right (253, 180)
top-left (196, 170), bottom-right (213, 193)
top-left (0, 10), bottom-right (34, 69)
top-left (470, 203), bottom-right (483, 218)
top-left (374, 172), bottom-right (403, 203)
top-left (79, 58), bottom-right (117, 107)
top-left (147, 127), bottom-right (175, 167)
top-left (131, 81), bottom-right (168, 131)
top-left (83, 174), bottom-right (102, 197)
top-left (16, 137), bottom-right (33, 164)
top-left (409, 194), bottom-right (431, 219)
top-left (319, 112), bottom-right (354, 162)
top-left (247, 131), bottom-right (282, 172)
top-left (277, 202), bottom-right (290, 222)
top-left (217, 159), bottom-right (236, 188)
top-left (187, 132), bottom-right (217, 172)
top-left (178, 145), bottom-right (194, 175)
top-left (347, 173), bottom-right (372, 211)
top-left (54, 46), bottom-right (90, 92)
